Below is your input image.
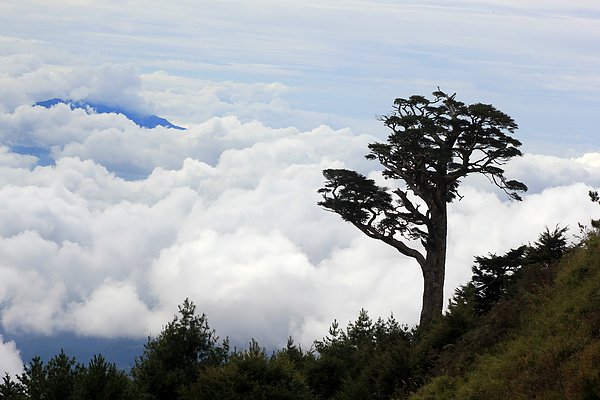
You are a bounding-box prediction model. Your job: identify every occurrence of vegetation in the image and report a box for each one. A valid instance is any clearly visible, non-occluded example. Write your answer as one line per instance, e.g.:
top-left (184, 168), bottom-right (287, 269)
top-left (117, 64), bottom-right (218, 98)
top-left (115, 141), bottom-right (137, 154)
top-left (131, 299), bottom-right (229, 400)
top-left (1, 352), bottom-right (134, 400)
top-left (318, 90), bottom-right (527, 324)
top-left (412, 232), bottom-right (600, 399)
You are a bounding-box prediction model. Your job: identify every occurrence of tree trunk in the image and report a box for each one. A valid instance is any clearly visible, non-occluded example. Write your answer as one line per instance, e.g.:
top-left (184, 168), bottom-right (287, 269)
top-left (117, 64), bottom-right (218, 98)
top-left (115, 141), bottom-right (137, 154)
top-left (419, 250), bottom-right (446, 325)
top-left (419, 205), bottom-right (448, 326)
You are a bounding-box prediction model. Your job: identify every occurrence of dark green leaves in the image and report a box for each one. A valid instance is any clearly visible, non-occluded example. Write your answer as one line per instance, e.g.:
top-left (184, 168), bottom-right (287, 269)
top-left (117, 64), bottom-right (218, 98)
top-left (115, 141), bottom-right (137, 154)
top-left (132, 299), bottom-right (229, 400)
top-left (319, 90), bottom-right (527, 248)
top-left (318, 169), bottom-right (394, 225)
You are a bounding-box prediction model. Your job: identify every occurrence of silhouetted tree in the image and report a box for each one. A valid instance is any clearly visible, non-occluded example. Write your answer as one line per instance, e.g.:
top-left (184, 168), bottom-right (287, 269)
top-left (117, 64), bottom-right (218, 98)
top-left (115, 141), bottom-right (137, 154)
top-left (470, 226), bottom-right (568, 314)
top-left (472, 246), bottom-right (526, 314)
top-left (0, 373), bottom-right (26, 400)
top-left (309, 310), bottom-right (412, 399)
top-left (18, 357), bottom-right (46, 400)
top-left (525, 226), bottom-right (569, 267)
top-left (44, 351), bottom-right (77, 400)
top-left (72, 354), bottom-right (135, 400)
top-left (16, 351), bottom-right (78, 400)
top-left (131, 299), bottom-right (229, 400)
top-left (589, 190), bottom-right (600, 230)
top-left (319, 90), bottom-right (527, 324)
top-left (181, 339), bottom-right (316, 400)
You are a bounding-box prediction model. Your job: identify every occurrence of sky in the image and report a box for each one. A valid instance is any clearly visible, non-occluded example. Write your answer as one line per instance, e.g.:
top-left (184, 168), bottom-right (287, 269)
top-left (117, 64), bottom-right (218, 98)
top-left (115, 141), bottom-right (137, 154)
top-left (1, 0), bottom-right (600, 375)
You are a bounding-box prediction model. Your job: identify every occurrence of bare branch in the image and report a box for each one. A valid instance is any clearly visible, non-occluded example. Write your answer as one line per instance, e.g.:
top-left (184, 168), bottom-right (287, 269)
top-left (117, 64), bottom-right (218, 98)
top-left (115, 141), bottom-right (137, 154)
top-left (351, 220), bottom-right (426, 267)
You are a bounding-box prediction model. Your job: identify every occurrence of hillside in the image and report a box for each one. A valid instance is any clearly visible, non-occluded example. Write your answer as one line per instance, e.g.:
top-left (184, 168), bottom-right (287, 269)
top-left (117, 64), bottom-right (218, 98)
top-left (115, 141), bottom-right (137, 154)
top-left (411, 233), bottom-right (600, 399)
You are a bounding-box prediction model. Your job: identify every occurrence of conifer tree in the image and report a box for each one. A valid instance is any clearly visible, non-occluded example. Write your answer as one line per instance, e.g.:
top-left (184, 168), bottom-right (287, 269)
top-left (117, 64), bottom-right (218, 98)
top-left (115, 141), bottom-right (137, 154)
top-left (132, 299), bottom-right (228, 400)
top-left (319, 90), bottom-right (526, 324)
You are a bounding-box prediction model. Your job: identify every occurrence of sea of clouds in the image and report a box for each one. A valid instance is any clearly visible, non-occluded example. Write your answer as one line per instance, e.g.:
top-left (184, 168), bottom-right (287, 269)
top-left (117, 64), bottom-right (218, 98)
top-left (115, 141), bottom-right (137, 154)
top-left (1, 39), bottom-right (599, 375)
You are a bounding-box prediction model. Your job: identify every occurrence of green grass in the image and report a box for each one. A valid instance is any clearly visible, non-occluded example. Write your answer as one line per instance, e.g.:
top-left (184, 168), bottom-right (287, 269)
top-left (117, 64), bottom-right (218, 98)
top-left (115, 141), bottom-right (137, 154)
top-left (410, 235), bottom-right (600, 400)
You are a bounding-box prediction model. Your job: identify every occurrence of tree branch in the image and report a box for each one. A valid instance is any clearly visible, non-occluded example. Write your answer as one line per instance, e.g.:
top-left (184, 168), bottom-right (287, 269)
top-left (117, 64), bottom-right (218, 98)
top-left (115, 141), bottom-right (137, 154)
top-left (351, 221), bottom-right (426, 268)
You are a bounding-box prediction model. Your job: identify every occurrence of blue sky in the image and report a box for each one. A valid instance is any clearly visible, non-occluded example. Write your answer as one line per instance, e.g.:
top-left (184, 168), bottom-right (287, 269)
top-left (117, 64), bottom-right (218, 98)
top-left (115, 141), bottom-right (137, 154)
top-left (0, 0), bottom-right (599, 374)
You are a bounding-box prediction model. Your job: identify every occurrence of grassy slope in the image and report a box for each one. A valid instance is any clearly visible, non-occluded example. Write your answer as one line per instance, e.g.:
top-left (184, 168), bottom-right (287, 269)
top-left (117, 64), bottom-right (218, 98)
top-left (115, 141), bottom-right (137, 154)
top-left (411, 234), bottom-right (600, 399)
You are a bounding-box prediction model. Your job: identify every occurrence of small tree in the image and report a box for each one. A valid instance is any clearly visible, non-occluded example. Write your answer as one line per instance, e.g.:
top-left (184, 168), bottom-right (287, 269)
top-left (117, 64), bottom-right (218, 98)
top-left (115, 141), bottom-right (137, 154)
top-left (132, 299), bottom-right (229, 400)
top-left (319, 90), bottom-right (527, 324)
top-left (472, 246), bottom-right (527, 314)
top-left (17, 351), bottom-right (77, 400)
top-left (0, 373), bottom-right (26, 400)
top-left (310, 310), bottom-right (412, 399)
top-left (44, 351), bottom-right (77, 400)
top-left (72, 354), bottom-right (135, 400)
top-left (525, 226), bottom-right (569, 267)
top-left (590, 190), bottom-right (600, 230)
top-left (181, 339), bottom-right (316, 400)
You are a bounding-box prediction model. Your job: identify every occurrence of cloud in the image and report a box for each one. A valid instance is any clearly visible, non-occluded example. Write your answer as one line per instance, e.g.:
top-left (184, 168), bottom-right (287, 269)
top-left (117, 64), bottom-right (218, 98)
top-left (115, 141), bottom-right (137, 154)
top-left (1, 129), bottom-right (597, 349)
top-left (0, 336), bottom-right (23, 377)
top-left (0, 50), bottom-right (149, 115)
top-left (148, 228), bottom-right (319, 346)
top-left (0, 145), bottom-right (37, 168)
top-left (70, 64), bottom-right (148, 112)
top-left (445, 183), bottom-right (599, 291)
top-left (2, 0), bottom-right (599, 148)
top-left (459, 152), bottom-right (600, 197)
top-left (67, 279), bottom-right (162, 338)
top-left (0, 41), bottom-right (599, 354)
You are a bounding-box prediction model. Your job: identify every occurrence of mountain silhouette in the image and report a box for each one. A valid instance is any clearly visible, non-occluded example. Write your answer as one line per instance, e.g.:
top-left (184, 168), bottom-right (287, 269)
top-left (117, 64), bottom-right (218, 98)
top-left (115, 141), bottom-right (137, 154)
top-left (35, 98), bottom-right (185, 130)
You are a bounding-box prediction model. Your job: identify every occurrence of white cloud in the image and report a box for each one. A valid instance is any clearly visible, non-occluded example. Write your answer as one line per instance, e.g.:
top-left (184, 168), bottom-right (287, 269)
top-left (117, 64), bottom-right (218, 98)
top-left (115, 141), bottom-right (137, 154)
top-left (67, 279), bottom-right (162, 338)
top-left (0, 146), bottom-right (37, 168)
top-left (2, 0), bottom-right (599, 149)
top-left (445, 182), bottom-right (599, 292)
top-left (1, 136), bottom-right (597, 349)
top-left (506, 153), bottom-right (600, 193)
top-left (0, 53), bottom-right (150, 115)
top-left (0, 39), bottom-right (599, 355)
top-left (0, 336), bottom-right (23, 377)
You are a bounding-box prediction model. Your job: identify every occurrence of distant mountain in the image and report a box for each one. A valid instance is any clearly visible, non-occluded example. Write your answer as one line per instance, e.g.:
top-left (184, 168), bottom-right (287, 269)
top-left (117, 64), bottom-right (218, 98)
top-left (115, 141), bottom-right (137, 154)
top-left (35, 98), bottom-right (185, 130)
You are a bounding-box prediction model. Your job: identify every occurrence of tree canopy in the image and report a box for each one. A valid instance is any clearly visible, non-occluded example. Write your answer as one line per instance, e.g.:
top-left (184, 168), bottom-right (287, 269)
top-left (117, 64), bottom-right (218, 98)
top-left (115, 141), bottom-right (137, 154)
top-left (319, 90), bottom-right (527, 324)
top-left (131, 299), bottom-right (229, 400)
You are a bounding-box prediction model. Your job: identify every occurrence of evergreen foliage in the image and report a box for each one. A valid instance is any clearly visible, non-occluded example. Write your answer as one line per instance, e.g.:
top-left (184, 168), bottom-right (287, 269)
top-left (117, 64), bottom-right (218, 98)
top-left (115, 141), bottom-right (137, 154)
top-left (472, 246), bottom-right (526, 314)
top-left (589, 190), bottom-right (600, 230)
top-left (411, 232), bottom-right (600, 399)
top-left (309, 309), bottom-right (413, 399)
top-left (0, 374), bottom-right (25, 400)
top-left (72, 355), bottom-right (135, 400)
top-left (181, 339), bottom-right (315, 400)
top-left (131, 298), bottom-right (229, 400)
top-left (318, 90), bottom-right (526, 324)
top-left (0, 351), bottom-right (135, 400)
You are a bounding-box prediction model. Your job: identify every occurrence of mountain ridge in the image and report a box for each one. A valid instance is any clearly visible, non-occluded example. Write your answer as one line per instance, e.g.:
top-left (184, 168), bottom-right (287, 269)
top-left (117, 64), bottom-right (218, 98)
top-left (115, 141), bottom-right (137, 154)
top-left (35, 98), bottom-right (185, 130)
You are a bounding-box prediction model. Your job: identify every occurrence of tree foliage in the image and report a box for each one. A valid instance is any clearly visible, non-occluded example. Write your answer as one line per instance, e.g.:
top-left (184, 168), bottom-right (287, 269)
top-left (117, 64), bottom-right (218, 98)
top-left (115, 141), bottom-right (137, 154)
top-left (309, 310), bottom-right (413, 399)
top-left (319, 90), bottom-right (526, 324)
top-left (181, 339), bottom-right (315, 400)
top-left (17, 352), bottom-right (77, 400)
top-left (590, 190), bottom-right (600, 230)
top-left (472, 246), bottom-right (527, 314)
top-left (471, 226), bottom-right (569, 314)
top-left (0, 374), bottom-right (26, 400)
top-left (72, 355), bottom-right (135, 400)
top-left (0, 351), bottom-right (134, 400)
top-left (131, 298), bottom-right (229, 400)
